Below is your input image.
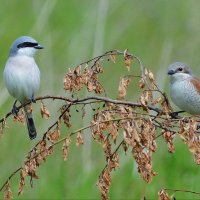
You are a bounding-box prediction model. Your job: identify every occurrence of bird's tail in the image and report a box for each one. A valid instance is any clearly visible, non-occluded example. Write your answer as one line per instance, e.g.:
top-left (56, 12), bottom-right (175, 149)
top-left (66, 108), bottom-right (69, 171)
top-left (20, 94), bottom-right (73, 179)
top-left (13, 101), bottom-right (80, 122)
top-left (24, 104), bottom-right (37, 140)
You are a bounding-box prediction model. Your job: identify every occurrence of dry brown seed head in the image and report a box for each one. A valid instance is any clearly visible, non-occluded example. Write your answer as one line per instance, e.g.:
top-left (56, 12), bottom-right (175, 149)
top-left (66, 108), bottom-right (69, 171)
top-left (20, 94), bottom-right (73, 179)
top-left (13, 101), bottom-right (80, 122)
top-left (139, 78), bottom-right (145, 89)
top-left (76, 131), bottom-right (84, 146)
top-left (158, 189), bottom-right (171, 200)
top-left (109, 54), bottom-right (116, 63)
top-left (62, 137), bottom-right (71, 161)
top-left (40, 102), bottom-right (51, 119)
top-left (118, 77), bottom-right (131, 99)
top-left (18, 170), bottom-right (26, 196)
top-left (4, 181), bottom-right (13, 200)
top-left (123, 49), bottom-right (133, 71)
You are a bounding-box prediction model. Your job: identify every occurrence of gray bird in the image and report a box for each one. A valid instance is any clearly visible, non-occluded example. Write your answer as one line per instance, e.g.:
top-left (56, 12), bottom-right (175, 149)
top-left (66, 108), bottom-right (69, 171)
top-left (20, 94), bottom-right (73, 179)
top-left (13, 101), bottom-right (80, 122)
top-left (3, 36), bottom-right (43, 139)
top-left (168, 62), bottom-right (200, 115)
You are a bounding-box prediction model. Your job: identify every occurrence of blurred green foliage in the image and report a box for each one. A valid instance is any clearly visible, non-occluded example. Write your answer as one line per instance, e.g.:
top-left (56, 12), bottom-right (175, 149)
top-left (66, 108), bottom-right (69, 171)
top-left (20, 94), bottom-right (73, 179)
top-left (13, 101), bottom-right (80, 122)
top-left (1, 0), bottom-right (200, 199)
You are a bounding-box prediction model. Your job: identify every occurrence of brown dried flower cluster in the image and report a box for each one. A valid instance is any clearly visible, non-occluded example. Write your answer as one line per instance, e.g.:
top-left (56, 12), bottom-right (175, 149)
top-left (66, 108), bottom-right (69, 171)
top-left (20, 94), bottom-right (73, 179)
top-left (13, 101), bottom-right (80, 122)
top-left (1, 49), bottom-right (200, 199)
top-left (158, 189), bottom-right (171, 200)
top-left (40, 101), bottom-right (51, 119)
top-left (124, 118), bottom-right (157, 182)
top-left (63, 63), bottom-right (104, 94)
top-left (62, 137), bottom-right (71, 161)
top-left (4, 182), bottom-right (12, 200)
top-left (118, 76), bottom-right (131, 99)
top-left (179, 118), bottom-right (200, 164)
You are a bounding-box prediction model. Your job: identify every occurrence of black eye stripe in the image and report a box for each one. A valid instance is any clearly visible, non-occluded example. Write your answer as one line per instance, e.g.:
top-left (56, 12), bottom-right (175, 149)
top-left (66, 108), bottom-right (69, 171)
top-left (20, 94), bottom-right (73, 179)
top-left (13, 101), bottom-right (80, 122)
top-left (17, 42), bottom-right (38, 48)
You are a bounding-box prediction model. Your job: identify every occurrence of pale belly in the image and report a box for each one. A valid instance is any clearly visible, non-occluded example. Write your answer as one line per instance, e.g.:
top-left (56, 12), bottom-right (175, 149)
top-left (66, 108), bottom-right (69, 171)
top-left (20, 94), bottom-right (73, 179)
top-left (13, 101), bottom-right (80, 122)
top-left (4, 56), bottom-right (40, 103)
top-left (170, 81), bottom-right (200, 114)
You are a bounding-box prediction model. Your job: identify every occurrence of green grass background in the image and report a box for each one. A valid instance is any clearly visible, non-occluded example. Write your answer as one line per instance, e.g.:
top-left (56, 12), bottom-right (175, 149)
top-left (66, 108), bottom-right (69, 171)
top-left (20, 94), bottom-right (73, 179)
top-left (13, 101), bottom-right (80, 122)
top-left (1, 0), bottom-right (200, 199)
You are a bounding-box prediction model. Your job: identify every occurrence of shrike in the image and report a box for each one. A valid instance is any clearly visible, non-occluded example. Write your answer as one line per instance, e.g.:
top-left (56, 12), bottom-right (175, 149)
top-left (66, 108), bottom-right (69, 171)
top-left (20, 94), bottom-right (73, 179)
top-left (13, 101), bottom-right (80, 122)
top-left (168, 62), bottom-right (200, 115)
top-left (3, 36), bottom-right (43, 139)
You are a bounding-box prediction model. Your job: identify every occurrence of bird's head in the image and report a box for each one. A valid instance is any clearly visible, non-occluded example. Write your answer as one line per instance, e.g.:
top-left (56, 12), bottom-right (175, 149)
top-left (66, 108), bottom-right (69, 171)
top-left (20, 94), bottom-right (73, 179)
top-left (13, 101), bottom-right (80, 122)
top-left (9, 36), bottom-right (44, 57)
top-left (168, 62), bottom-right (192, 83)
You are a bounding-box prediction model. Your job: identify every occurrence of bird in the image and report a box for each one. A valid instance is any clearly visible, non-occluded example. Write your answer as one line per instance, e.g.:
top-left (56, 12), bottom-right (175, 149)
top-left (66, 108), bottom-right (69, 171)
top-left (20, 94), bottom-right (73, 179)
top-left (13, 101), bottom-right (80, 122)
top-left (168, 62), bottom-right (200, 115)
top-left (3, 36), bottom-right (43, 139)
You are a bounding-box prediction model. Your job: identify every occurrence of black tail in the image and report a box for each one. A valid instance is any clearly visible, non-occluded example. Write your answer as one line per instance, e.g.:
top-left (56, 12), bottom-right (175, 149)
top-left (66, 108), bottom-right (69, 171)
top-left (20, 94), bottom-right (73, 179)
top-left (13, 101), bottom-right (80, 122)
top-left (25, 113), bottom-right (37, 140)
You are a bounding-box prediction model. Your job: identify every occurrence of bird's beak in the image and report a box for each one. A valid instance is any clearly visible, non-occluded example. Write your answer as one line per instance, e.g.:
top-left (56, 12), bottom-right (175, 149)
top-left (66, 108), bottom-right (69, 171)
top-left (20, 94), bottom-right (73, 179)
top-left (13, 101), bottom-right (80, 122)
top-left (34, 44), bottom-right (44, 49)
top-left (168, 69), bottom-right (175, 75)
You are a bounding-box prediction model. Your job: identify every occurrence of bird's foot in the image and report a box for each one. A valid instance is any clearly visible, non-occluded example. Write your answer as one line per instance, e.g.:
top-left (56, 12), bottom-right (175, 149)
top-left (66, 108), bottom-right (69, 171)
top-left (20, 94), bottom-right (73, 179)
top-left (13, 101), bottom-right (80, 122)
top-left (12, 100), bottom-right (19, 115)
top-left (169, 111), bottom-right (185, 119)
top-left (31, 95), bottom-right (36, 103)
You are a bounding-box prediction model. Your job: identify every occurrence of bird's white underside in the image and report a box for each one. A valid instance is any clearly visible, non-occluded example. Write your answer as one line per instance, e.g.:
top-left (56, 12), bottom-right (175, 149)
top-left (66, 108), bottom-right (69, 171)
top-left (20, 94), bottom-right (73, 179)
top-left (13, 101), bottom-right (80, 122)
top-left (170, 73), bottom-right (200, 114)
top-left (3, 55), bottom-right (40, 103)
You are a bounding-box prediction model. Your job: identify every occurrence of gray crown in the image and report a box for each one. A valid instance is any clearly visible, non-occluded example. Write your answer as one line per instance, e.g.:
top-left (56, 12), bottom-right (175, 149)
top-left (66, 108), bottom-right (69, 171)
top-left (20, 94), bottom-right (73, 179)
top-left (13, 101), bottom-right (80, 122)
top-left (9, 36), bottom-right (38, 56)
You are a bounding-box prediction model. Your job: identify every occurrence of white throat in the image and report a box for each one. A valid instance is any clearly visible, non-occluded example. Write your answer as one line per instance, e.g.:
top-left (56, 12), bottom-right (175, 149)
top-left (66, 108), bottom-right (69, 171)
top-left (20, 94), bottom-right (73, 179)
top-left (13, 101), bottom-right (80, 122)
top-left (16, 47), bottom-right (37, 57)
top-left (170, 72), bottom-right (191, 84)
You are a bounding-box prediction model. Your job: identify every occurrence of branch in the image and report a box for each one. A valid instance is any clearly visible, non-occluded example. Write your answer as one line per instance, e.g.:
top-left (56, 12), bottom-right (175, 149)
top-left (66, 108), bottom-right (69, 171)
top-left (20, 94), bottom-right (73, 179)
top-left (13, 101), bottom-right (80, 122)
top-left (0, 95), bottom-right (162, 124)
top-left (164, 188), bottom-right (200, 196)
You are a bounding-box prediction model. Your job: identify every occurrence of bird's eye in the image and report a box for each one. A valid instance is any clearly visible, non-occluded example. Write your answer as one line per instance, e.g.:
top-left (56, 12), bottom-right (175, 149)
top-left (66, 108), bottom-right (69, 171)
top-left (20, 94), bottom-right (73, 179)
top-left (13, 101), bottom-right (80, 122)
top-left (178, 67), bottom-right (183, 71)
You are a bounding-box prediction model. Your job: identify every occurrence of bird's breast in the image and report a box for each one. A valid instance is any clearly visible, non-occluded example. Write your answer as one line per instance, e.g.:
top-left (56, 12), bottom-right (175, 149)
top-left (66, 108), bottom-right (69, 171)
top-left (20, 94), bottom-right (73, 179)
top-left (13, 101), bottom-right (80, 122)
top-left (170, 80), bottom-right (200, 114)
top-left (3, 56), bottom-right (40, 103)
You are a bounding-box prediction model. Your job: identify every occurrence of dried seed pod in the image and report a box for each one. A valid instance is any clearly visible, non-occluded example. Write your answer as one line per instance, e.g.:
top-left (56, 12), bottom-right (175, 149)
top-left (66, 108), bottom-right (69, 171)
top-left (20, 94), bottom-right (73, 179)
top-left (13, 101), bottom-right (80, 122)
top-left (162, 131), bottom-right (175, 153)
top-left (62, 109), bottom-right (72, 128)
top-left (123, 49), bottom-right (133, 71)
top-left (158, 189), bottom-right (171, 200)
top-left (97, 168), bottom-right (111, 200)
top-left (118, 77), bottom-right (131, 99)
top-left (18, 169), bottom-right (26, 195)
top-left (109, 54), bottom-right (116, 63)
top-left (139, 78), bottom-right (145, 89)
top-left (40, 102), bottom-right (51, 119)
top-left (76, 131), bottom-right (84, 146)
top-left (62, 137), bottom-right (71, 161)
top-left (48, 127), bottom-right (60, 143)
top-left (4, 181), bottom-right (13, 200)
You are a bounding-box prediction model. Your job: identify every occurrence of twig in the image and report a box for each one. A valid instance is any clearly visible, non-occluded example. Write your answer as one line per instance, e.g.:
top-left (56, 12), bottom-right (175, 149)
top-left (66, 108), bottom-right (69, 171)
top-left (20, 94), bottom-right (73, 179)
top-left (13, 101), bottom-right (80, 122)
top-left (164, 188), bottom-right (200, 196)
